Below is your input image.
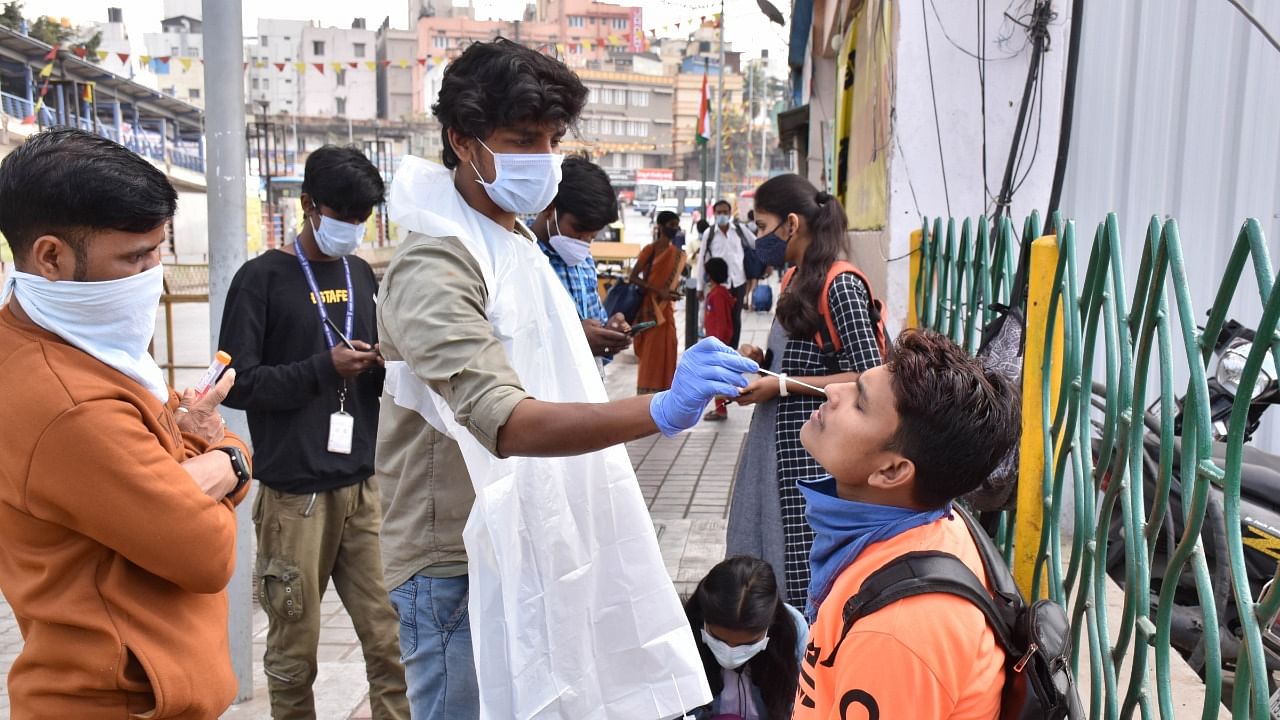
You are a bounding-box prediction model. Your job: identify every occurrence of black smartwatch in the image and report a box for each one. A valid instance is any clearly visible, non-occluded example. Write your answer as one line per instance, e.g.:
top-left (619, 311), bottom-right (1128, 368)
top-left (214, 446), bottom-right (252, 498)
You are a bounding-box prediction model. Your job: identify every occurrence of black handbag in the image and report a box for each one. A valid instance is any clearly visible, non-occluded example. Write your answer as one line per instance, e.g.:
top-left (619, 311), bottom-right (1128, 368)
top-left (603, 250), bottom-right (656, 323)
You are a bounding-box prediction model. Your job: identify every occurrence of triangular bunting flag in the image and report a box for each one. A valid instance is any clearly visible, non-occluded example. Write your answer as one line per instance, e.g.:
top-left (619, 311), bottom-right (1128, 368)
top-left (21, 114), bottom-right (34, 124)
top-left (43, 48), bottom-right (57, 61)
top-left (556, 42), bottom-right (566, 54)
top-left (117, 52), bottom-right (130, 63)
top-left (332, 62), bottom-right (342, 72)
top-left (313, 63), bottom-right (325, 74)
top-left (675, 22), bottom-right (682, 29)
top-left (157, 56), bottom-right (171, 64)
top-left (294, 62), bottom-right (305, 72)
top-left (348, 62), bottom-right (358, 69)
top-left (382, 59), bottom-right (392, 66)
top-left (96, 50), bottom-right (108, 60)
top-left (397, 59), bottom-right (408, 68)
top-left (275, 62), bottom-right (286, 72)
top-left (417, 58), bottom-right (427, 66)
top-left (243, 62), bottom-right (248, 71)
top-left (180, 58), bottom-right (193, 71)
top-left (366, 61), bottom-right (376, 70)
top-left (73, 46), bottom-right (87, 59)
top-left (141, 55), bottom-right (151, 64)
top-left (39, 63), bottom-right (53, 78)
top-left (583, 39), bottom-right (593, 50)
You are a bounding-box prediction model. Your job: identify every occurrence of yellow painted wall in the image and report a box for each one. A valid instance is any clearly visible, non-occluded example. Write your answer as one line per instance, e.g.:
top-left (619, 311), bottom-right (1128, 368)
top-left (842, 1), bottom-right (893, 231)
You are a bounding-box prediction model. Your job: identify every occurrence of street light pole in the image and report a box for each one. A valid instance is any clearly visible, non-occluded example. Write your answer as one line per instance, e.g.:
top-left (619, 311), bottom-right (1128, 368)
top-left (202, 0), bottom-right (251, 702)
top-left (712, 0), bottom-right (725, 202)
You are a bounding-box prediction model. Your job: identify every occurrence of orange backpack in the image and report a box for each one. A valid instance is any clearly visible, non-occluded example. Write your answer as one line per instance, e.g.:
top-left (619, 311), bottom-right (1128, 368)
top-left (780, 261), bottom-right (889, 359)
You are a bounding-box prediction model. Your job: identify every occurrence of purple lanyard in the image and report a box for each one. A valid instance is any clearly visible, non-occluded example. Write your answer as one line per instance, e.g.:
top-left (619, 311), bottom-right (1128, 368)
top-left (294, 241), bottom-right (354, 349)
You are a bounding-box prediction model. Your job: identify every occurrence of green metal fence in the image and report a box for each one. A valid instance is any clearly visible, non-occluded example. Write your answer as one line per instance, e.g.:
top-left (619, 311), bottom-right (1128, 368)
top-left (913, 212), bottom-right (1280, 718)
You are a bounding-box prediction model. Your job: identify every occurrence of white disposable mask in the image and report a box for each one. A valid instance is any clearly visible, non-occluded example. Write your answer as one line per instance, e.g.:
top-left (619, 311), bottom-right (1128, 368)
top-left (547, 215), bottom-right (592, 267)
top-left (311, 213), bottom-right (365, 257)
top-left (701, 628), bottom-right (770, 670)
top-left (2, 264), bottom-right (168, 402)
top-left (471, 138), bottom-right (564, 214)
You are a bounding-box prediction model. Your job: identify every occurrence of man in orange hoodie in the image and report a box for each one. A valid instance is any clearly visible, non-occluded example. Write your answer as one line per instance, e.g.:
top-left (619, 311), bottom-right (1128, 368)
top-left (0, 128), bottom-right (252, 718)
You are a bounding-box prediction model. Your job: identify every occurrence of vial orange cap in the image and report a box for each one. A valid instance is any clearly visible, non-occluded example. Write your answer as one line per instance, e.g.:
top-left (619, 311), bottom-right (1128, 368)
top-left (215, 351), bottom-right (233, 365)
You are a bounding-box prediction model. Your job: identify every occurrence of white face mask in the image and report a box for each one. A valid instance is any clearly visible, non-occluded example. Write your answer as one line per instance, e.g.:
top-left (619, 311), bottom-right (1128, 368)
top-left (2, 264), bottom-right (168, 402)
top-left (701, 628), bottom-right (770, 670)
top-left (470, 138), bottom-right (564, 214)
top-left (311, 213), bottom-right (365, 257)
top-left (547, 214), bottom-right (592, 267)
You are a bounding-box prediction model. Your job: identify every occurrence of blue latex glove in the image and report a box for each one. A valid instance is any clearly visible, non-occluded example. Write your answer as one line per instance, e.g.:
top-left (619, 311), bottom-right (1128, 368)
top-left (650, 337), bottom-right (759, 437)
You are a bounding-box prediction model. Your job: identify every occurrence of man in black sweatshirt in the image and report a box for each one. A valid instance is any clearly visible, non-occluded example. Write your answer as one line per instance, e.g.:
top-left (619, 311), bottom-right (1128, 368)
top-left (218, 145), bottom-right (408, 719)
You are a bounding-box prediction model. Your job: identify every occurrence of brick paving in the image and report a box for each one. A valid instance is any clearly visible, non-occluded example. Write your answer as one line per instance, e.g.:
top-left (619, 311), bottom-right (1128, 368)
top-left (0, 301), bottom-right (774, 718)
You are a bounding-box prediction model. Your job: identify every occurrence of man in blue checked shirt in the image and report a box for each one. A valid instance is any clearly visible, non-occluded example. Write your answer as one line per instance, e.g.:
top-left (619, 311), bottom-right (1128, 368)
top-left (533, 156), bottom-right (632, 361)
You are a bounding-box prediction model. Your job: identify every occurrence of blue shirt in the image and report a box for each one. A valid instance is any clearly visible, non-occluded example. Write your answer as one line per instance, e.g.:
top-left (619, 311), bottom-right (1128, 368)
top-left (538, 240), bottom-right (608, 324)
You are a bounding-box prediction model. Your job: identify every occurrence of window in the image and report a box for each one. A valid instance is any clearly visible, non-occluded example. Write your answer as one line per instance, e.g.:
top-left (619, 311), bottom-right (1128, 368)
top-left (263, 78), bottom-right (270, 89)
top-left (171, 45), bottom-right (180, 55)
top-left (589, 17), bottom-right (596, 24)
top-left (433, 35), bottom-right (448, 49)
top-left (612, 17), bottom-right (628, 30)
top-left (313, 40), bottom-right (325, 55)
top-left (585, 118), bottom-right (598, 134)
top-left (189, 88), bottom-right (200, 99)
top-left (354, 43), bottom-right (366, 57)
top-left (625, 153), bottom-right (644, 169)
top-left (337, 69), bottom-right (346, 86)
top-left (336, 97), bottom-right (346, 115)
top-left (260, 35), bottom-right (268, 47)
top-left (252, 78), bottom-right (260, 90)
top-left (568, 16), bottom-right (584, 27)
top-left (191, 47), bottom-right (200, 58)
top-left (629, 90), bottom-right (648, 106)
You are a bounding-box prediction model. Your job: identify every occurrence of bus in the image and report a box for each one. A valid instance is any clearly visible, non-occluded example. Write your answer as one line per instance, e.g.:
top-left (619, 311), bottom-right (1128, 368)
top-left (654, 180), bottom-right (716, 218)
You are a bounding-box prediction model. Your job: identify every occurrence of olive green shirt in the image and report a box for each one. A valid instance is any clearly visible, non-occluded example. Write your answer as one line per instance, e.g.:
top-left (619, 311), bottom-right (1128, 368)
top-left (375, 230), bottom-right (531, 590)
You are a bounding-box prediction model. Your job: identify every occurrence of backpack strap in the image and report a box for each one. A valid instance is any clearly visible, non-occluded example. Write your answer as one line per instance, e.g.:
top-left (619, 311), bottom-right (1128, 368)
top-left (819, 549), bottom-right (1021, 669)
top-left (780, 263), bottom-right (889, 359)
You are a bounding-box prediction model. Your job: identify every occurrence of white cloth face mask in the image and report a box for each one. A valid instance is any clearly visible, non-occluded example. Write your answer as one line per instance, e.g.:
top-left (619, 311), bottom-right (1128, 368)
top-left (548, 214), bottom-right (592, 267)
top-left (471, 138), bottom-right (564, 214)
top-left (311, 214), bottom-right (365, 257)
top-left (701, 628), bottom-right (770, 670)
top-left (2, 264), bottom-right (168, 401)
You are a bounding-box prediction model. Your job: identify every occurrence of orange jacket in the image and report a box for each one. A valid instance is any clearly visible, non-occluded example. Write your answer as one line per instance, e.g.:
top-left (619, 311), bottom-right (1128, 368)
top-left (795, 515), bottom-right (1005, 720)
top-left (0, 304), bottom-right (251, 719)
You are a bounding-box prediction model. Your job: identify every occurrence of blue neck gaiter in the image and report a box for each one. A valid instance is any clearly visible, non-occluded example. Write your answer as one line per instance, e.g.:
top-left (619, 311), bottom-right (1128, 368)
top-left (800, 476), bottom-right (951, 622)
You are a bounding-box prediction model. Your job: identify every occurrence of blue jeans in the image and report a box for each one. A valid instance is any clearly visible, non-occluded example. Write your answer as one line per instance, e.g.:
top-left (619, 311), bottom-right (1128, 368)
top-left (388, 575), bottom-right (479, 719)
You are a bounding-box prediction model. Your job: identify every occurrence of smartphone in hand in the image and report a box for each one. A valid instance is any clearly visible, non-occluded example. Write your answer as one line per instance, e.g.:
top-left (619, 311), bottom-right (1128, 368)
top-left (323, 315), bottom-right (358, 350)
top-left (629, 320), bottom-right (658, 336)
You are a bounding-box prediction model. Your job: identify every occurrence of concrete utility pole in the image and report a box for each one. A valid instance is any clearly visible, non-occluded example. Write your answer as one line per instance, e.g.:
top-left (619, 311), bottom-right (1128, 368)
top-left (202, 0), bottom-right (253, 702)
top-left (712, 0), bottom-right (725, 202)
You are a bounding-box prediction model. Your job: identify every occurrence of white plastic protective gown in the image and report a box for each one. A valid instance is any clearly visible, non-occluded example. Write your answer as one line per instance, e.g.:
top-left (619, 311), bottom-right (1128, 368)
top-left (383, 156), bottom-right (711, 719)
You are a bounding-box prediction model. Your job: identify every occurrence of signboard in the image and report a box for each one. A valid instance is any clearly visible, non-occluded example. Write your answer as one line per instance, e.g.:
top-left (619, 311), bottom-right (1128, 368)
top-left (629, 8), bottom-right (645, 52)
top-left (635, 167), bottom-right (674, 182)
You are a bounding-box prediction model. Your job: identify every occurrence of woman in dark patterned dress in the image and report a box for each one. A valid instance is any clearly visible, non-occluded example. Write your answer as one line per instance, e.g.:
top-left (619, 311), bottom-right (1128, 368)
top-left (725, 174), bottom-right (884, 610)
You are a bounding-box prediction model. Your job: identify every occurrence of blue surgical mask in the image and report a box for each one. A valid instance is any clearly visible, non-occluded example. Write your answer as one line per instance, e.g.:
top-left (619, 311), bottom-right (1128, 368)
top-left (701, 627), bottom-right (770, 670)
top-left (471, 138), bottom-right (564, 214)
top-left (715, 213), bottom-right (731, 228)
top-left (754, 222), bottom-right (790, 268)
top-left (311, 213), bottom-right (365, 257)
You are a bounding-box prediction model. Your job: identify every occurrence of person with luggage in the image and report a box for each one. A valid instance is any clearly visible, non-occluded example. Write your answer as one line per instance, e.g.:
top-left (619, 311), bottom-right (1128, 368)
top-left (792, 329), bottom-right (1017, 719)
top-left (684, 556), bottom-right (808, 720)
top-left (726, 174), bottom-right (888, 610)
top-left (694, 200), bottom-right (757, 348)
top-left (701, 257), bottom-right (736, 421)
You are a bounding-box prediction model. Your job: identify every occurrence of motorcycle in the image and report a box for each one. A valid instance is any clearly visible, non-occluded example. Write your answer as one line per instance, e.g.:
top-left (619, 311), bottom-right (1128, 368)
top-left (1099, 319), bottom-right (1280, 689)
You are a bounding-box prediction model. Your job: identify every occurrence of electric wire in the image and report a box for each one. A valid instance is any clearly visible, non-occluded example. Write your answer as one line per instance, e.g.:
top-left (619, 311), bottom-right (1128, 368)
top-left (920, 0), bottom-right (952, 217)
top-left (1224, 0), bottom-right (1280, 55)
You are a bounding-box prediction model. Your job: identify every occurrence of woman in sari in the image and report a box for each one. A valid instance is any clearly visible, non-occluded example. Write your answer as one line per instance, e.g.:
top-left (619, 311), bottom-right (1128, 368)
top-left (630, 210), bottom-right (687, 394)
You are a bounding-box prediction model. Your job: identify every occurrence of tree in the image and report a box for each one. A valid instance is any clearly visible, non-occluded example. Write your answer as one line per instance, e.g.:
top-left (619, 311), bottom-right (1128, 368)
top-left (25, 13), bottom-right (103, 64)
top-left (0, 2), bottom-right (22, 32)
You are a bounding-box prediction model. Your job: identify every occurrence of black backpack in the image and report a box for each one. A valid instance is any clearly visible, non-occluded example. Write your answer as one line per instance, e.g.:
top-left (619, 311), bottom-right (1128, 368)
top-left (706, 222), bottom-right (767, 281)
top-left (825, 506), bottom-right (1082, 720)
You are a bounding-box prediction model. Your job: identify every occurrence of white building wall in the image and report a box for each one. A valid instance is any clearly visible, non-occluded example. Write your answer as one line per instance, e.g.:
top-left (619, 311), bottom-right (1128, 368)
top-left (1056, 0), bottom-right (1280, 452)
top-left (143, 30), bottom-right (205, 105)
top-left (884, 0), bottom-right (1068, 330)
top-left (299, 26), bottom-right (378, 120)
top-left (247, 19), bottom-right (307, 116)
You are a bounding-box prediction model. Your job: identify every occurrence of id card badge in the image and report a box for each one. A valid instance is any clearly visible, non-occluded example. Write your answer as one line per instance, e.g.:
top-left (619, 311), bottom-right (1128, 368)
top-left (328, 411), bottom-right (354, 454)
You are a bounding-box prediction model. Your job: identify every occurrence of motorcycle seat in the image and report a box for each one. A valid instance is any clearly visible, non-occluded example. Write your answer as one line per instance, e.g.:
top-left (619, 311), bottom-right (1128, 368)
top-left (1210, 443), bottom-right (1280, 503)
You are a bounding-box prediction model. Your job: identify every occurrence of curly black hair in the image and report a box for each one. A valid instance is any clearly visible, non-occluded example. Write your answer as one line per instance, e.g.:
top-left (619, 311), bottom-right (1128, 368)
top-left (433, 38), bottom-right (588, 169)
top-left (554, 156), bottom-right (618, 232)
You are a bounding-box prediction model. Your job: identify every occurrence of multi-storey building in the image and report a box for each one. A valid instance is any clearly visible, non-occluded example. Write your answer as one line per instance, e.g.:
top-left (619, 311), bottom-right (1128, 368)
top-left (376, 18), bottom-right (418, 121)
top-left (566, 68), bottom-right (672, 192)
top-left (298, 21), bottom-right (378, 120)
top-left (142, 3), bottom-right (205, 106)
top-left (245, 19), bottom-right (307, 116)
